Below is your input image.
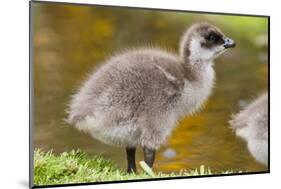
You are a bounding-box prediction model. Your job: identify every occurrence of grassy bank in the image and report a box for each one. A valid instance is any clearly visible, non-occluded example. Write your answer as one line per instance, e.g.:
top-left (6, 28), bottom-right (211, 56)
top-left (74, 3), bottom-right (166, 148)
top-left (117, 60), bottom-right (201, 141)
top-left (34, 149), bottom-right (238, 186)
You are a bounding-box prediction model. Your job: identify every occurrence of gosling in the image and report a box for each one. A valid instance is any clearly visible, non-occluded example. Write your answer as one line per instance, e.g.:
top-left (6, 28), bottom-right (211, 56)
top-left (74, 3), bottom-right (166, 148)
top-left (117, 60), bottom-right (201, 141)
top-left (230, 93), bottom-right (268, 166)
top-left (67, 23), bottom-right (236, 173)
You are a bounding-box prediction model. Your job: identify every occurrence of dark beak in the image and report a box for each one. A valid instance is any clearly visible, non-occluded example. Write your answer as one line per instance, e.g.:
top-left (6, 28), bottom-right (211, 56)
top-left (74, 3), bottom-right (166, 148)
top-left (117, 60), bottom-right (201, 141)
top-left (223, 37), bottom-right (236, 48)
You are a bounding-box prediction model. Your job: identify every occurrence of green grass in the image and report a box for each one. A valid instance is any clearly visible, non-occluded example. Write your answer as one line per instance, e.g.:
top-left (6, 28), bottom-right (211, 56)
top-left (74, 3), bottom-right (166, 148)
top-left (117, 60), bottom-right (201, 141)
top-left (34, 149), bottom-right (239, 186)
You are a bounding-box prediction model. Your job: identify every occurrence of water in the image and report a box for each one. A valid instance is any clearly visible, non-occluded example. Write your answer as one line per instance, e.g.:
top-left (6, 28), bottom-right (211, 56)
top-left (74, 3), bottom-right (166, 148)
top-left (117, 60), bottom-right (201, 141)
top-left (32, 2), bottom-right (268, 173)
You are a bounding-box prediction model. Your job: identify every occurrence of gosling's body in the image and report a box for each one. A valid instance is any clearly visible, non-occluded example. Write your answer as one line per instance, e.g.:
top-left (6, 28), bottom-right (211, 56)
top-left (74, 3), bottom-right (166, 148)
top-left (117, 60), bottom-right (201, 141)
top-left (230, 93), bottom-right (268, 166)
top-left (68, 49), bottom-right (214, 149)
top-left (67, 23), bottom-right (235, 172)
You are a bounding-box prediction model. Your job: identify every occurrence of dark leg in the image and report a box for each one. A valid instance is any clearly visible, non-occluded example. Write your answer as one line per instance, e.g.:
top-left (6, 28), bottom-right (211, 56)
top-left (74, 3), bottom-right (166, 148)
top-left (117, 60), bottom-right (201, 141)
top-left (143, 146), bottom-right (156, 168)
top-left (126, 147), bottom-right (136, 173)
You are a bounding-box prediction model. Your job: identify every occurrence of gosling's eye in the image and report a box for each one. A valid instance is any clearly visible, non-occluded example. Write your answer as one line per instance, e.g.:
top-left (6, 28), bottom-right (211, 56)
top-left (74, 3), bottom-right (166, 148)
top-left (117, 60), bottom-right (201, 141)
top-left (207, 34), bottom-right (217, 41)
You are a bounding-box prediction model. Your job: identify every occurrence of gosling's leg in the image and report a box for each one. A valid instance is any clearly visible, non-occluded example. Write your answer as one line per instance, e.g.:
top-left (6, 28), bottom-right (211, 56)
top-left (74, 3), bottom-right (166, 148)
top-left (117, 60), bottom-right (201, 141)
top-left (126, 147), bottom-right (137, 173)
top-left (143, 147), bottom-right (156, 168)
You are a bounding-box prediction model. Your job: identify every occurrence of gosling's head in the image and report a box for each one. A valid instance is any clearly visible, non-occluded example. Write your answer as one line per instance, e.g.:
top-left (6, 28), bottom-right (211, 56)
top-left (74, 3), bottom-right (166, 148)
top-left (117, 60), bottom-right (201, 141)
top-left (180, 23), bottom-right (235, 64)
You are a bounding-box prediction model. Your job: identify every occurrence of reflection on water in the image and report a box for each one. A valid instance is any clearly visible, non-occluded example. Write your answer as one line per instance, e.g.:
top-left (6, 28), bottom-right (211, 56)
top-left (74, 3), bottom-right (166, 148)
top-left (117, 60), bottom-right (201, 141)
top-left (33, 3), bottom-right (268, 173)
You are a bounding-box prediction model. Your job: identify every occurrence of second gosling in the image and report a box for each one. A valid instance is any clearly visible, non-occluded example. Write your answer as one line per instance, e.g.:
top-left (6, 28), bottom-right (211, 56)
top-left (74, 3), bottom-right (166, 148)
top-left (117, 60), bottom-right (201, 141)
top-left (230, 93), bottom-right (268, 166)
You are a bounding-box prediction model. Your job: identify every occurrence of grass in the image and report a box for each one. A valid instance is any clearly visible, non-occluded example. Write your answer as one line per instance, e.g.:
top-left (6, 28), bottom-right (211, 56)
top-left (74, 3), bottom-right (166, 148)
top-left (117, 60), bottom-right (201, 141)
top-left (34, 149), bottom-right (240, 186)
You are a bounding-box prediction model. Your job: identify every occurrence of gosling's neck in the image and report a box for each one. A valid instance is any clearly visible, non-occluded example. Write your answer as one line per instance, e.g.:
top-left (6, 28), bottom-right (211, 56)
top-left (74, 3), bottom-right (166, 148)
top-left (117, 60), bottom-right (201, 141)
top-left (180, 54), bottom-right (214, 83)
top-left (179, 36), bottom-right (216, 83)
